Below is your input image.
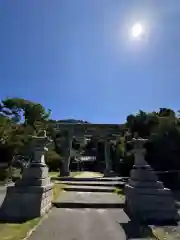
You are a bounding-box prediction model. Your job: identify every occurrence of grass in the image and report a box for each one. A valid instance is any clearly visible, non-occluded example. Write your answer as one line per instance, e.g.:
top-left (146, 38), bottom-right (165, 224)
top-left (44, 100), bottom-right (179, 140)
top-left (151, 226), bottom-right (180, 240)
top-left (114, 188), bottom-right (125, 201)
top-left (48, 171), bottom-right (59, 178)
top-left (0, 218), bottom-right (40, 240)
top-left (151, 227), bottom-right (170, 240)
top-left (0, 181), bottom-right (64, 240)
top-left (53, 182), bottom-right (65, 200)
top-left (49, 171), bottom-right (81, 178)
top-left (73, 171), bottom-right (103, 178)
top-left (71, 171), bottom-right (81, 177)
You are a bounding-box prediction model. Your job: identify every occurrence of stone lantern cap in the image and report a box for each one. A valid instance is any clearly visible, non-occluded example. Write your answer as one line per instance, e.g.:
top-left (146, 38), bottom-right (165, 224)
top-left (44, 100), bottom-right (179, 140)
top-left (31, 130), bottom-right (53, 150)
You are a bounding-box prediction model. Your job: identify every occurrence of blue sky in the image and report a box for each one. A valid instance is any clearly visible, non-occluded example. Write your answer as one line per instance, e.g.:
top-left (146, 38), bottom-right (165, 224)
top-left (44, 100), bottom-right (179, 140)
top-left (0, 0), bottom-right (180, 123)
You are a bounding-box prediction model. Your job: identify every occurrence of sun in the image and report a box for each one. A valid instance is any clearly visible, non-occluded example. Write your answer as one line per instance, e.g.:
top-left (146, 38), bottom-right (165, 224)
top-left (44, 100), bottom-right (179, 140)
top-left (131, 23), bottom-right (143, 38)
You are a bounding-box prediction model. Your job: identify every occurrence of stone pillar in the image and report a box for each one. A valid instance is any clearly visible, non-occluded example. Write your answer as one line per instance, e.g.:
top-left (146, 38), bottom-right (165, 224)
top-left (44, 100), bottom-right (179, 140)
top-left (60, 130), bottom-right (73, 177)
top-left (125, 138), bottom-right (179, 223)
top-left (0, 130), bottom-right (54, 222)
top-left (104, 139), bottom-right (111, 173)
top-left (104, 139), bottom-right (116, 176)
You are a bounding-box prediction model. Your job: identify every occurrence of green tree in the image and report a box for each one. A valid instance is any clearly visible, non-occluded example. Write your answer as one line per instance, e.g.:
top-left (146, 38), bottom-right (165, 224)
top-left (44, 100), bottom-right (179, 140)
top-left (1, 98), bottom-right (51, 132)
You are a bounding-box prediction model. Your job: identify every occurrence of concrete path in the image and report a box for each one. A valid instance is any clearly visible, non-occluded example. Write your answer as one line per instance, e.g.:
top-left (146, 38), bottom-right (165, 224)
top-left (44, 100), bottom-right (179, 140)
top-left (28, 172), bottom-right (157, 240)
top-left (28, 172), bottom-right (131, 240)
top-left (28, 208), bottom-right (129, 240)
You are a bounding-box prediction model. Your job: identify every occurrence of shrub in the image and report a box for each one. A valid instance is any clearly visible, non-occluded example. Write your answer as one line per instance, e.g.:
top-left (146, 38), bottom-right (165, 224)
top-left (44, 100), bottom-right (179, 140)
top-left (45, 150), bottom-right (61, 172)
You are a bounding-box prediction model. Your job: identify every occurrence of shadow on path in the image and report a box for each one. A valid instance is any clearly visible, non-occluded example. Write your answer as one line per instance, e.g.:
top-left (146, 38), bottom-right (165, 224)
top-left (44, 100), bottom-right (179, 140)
top-left (120, 221), bottom-right (156, 239)
top-left (53, 202), bottom-right (125, 208)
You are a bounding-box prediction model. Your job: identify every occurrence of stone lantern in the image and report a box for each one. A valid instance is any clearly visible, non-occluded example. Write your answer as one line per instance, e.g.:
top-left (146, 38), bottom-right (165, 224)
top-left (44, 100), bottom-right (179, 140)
top-left (124, 137), bottom-right (179, 223)
top-left (131, 138), bottom-right (148, 166)
top-left (32, 130), bottom-right (50, 164)
top-left (0, 130), bottom-right (54, 222)
top-left (21, 130), bottom-right (53, 185)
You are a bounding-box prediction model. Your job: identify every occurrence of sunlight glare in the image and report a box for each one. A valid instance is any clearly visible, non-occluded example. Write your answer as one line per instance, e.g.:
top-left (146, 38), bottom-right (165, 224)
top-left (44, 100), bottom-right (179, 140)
top-left (132, 23), bottom-right (143, 38)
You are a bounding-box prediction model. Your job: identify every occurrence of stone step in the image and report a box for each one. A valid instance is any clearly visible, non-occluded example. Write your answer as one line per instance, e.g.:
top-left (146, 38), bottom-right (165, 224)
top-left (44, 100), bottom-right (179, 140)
top-left (53, 202), bottom-right (125, 208)
top-left (63, 185), bottom-right (116, 193)
top-left (57, 181), bottom-right (125, 187)
top-left (53, 191), bottom-right (125, 208)
top-left (52, 176), bottom-right (128, 182)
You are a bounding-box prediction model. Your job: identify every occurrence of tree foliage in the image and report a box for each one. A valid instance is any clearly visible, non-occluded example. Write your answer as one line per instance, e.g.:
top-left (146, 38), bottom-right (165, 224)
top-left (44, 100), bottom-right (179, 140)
top-left (119, 109), bottom-right (180, 188)
top-left (1, 97), bottom-right (180, 188)
top-left (0, 98), bottom-right (51, 179)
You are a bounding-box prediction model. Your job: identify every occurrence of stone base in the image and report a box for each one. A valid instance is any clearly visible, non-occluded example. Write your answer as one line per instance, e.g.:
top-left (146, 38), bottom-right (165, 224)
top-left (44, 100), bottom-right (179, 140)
top-left (125, 184), bottom-right (179, 222)
top-left (16, 177), bottom-right (51, 187)
top-left (22, 162), bottom-right (49, 180)
top-left (130, 164), bottom-right (159, 182)
top-left (0, 183), bottom-right (53, 222)
top-left (125, 166), bottom-right (179, 223)
top-left (15, 163), bottom-right (51, 187)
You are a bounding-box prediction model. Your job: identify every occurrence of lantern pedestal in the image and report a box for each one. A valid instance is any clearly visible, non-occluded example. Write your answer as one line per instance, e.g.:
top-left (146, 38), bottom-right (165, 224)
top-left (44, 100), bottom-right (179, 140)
top-left (0, 131), bottom-right (53, 222)
top-left (125, 138), bottom-right (179, 223)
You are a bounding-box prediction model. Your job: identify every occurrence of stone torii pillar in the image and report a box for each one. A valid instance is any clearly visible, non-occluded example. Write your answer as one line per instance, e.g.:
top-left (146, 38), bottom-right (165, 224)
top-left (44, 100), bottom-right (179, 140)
top-left (59, 130), bottom-right (73, 177)
top-left (125, 137), bottom-right (179, 223)
top-left (104, 137), bottom-right (116, 176)
top-left (104, 139), bottom-right (111, 174)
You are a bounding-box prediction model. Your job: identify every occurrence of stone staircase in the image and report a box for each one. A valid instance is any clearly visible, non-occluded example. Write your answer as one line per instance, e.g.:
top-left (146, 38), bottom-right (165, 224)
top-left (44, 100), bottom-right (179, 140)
top-left (60, 180), bottom-right (124, 187)
top-left (54, 176), bottom-right (126, 193)
top-left (51, 176), bottom-right (128, 182)
top-left (50, 175), bottom-right (157, 239)
top-left (29, 174), bottom-right (158, 240)
top-left (53, 191), bottom-right (125, 208)
top-left (53, 176), bottom-right (125, 208)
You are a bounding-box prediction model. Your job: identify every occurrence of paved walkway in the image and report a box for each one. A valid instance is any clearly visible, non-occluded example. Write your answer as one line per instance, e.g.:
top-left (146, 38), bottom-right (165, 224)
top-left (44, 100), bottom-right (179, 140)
top-left (28, 172), bottom-right (131, 240)
top-left (28, 208), bottom-right (128, 240)
top-left (28, 172), bottom-right (158, 240)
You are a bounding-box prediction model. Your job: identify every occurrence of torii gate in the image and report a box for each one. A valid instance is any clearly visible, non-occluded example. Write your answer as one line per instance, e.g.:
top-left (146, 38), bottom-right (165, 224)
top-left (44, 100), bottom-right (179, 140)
top-left (54, 123), bottom-right (124, 176)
